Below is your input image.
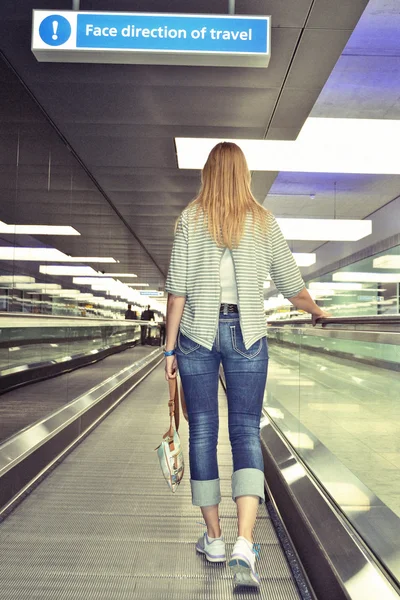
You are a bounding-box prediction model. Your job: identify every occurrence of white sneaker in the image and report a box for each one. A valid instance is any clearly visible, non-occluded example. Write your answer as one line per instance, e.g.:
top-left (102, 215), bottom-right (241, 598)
top-left (196, 532), bottom-right (226, 563)
top-left (229, 536), bottom-right (261, 587)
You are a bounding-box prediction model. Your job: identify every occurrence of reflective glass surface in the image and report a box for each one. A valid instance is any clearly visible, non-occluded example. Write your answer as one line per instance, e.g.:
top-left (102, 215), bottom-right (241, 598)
top-left (0, 319), bottom-right (148, 375)
top-left (265, 245), bottom-right (400, 320)
top-left (265, 321), bottom-right (400, 582)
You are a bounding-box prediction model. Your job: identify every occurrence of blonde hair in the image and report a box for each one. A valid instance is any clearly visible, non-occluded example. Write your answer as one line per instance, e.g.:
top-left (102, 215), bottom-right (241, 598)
top-left (191, 142), bottom-right (268, 248)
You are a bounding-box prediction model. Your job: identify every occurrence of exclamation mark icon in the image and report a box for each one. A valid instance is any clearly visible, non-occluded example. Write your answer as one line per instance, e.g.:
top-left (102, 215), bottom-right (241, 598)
top-left (52, 20), bottom-right (58, 40)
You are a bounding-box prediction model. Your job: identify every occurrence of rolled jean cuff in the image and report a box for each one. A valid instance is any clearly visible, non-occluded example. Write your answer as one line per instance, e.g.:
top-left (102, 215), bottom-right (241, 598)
top-left (191, 478), bottom-right (221, 507)
top-left (232, 468), bottom-right (265, 504)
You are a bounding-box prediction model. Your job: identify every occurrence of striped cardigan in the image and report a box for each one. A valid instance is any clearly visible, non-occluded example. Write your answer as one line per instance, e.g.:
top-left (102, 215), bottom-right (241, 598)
top-left (165, 205), bottom-right (305, 350)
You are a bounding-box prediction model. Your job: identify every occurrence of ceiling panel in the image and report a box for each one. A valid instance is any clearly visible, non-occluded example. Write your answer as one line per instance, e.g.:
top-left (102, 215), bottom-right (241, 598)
top-left (236, 0), bottom-right (313, 26)
top-left (81, 0), bottom-right (230, 15)
top-left (311, 56), bottom-right (400, 119)
top-left (266, 89), bottom-right (324, 140)
top-left (285, 29), bottom-right (357, 89)
top-left (265, 170), bottom-right (400, 258)
top-left (83, 0), bottom-right (313, 27)
top-left (307, 0), bottom-right (369, 29)
top-left (0, 0), bottom-right (384, 292)
top-left (38, 84), bottom-right (281, 128)
top-left (310, 0), bottom-right (400, 119)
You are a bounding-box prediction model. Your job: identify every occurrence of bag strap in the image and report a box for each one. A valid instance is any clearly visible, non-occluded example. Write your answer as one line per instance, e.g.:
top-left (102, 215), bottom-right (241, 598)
top-left (165, 377), bottom-right (180, 439)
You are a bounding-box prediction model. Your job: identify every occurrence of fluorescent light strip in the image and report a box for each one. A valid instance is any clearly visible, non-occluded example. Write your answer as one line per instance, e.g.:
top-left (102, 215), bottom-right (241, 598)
top-left (48, 289), bottom-right (81, 296)
top-left (293, 253), bottom-right (316, 267)
top-left (0, 276), bottom-right (36, 284)
top-left (0, 248), bottom-right (115, 263)
top-left (127, 283), bottom-right (149, 287)
top-left (0, 248), bottom-right (70, 261)
top-left (0, 221), bottom-right (80, 236)
top-left (176, 118), bottom-right (400, 175)
top-left (333, 272), bottom-right (400, 283)
top-left (373, 255), bottom-right (400, 269)
top-left (276, 219), bottom-right (371, 242)
top-left (14, 283), bottom-right (62, 290)
top-left (99, 273), bottom-right (137, 278)
top-left (72, 277), bottom-right (118, 286)
top-left (67, 257), bottom-right (117, 263)
top-left (41, 266), bottom-right (99, 276)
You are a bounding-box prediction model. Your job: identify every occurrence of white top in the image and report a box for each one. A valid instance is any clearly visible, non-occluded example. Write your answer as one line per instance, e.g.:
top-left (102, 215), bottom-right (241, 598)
top-left (220, 248), bottom-right (239, 304)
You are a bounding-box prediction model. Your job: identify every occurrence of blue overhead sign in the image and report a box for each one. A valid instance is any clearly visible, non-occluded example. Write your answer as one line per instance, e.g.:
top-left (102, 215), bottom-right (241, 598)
top-left (32, 11), bottom-right (271, 68)
top-left (140, 291), bottom-right (164, 297)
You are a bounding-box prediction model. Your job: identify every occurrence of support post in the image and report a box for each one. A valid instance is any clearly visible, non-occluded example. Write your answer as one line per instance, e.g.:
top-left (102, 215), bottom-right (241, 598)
top-left (72, 0), bottom-right (80, 10)
top-left (229, 0), bottom-right (235, 15)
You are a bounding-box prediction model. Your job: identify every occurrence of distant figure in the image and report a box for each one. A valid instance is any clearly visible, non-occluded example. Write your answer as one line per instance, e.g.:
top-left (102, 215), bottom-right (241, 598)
top-left (125, 304), bottom-right (137, 320)
top-left (140, 304), bottom-right (155, 344)
top-left (141, 304), bottom-right (155, 321)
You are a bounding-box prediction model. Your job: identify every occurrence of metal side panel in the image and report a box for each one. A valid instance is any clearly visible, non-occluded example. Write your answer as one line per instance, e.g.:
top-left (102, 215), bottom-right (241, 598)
top-left (260, 416), bottom-right (400, 600)
top-left (0, 366), bottom-right (301, 600)
top-left (0, 348), bottom-right (163, 517)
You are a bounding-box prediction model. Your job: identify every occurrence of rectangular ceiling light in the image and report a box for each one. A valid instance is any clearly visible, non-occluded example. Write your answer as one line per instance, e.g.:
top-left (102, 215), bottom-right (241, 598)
top-left (0, 221), bottom-right (80, 235)
top-left (0, 247), bottom-right (72, 261)
top-left (276, 219), bottom-right (371, 242)
top-left (373, 255), bottom-right (400, 269)
top-left (0, 276), bottom-right (36, 283)
top-left (333, 272), bottom-right (400, 283)
top-left (40, 266), bottom-right (98, 276)
top-left (72, 277), bottom-right (117, 285)
top-left (127, 283), bottom-right (149, 287)
top-left (14, 283), bottom-right (62, 290)
top-left (293, 253), bottom-right (316, 267)
top-left (99, 273), bottom-right (137, 278)
top-left (67, 257), bottom-right (117, 263)
top-left (0, 247), bottom-right (115, 263)
top-left (176, 118), bottom-right (400, 175)
top-left (48, 289), bottom-right (81, 296)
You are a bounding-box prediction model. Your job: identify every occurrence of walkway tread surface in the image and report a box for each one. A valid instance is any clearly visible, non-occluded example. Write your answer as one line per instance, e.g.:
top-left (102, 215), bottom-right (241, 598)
top-left (0, 364), bottom-right (300, 600)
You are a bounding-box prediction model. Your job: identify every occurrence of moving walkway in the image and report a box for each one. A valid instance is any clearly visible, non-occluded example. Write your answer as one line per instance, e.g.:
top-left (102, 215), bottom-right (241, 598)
top-left (0, 316), bottom-right (399, 599)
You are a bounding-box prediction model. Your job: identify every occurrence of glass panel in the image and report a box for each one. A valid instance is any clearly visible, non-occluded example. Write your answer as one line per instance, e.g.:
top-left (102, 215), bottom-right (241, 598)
top-left (264, 322), bottom-right (400, 582)
top-left (265, 245), bottom-right (400, 320)
top-left (265, 327), bottom-right (302, 433)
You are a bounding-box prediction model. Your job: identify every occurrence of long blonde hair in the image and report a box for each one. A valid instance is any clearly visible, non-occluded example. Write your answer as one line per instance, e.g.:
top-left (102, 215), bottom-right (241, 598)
top-left (191, 142), bottom-right (268, 248)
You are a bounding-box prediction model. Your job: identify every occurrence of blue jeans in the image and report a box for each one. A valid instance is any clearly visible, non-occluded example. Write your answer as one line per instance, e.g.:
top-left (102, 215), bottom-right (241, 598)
top-left (176, 312), bottom-right (268, 507)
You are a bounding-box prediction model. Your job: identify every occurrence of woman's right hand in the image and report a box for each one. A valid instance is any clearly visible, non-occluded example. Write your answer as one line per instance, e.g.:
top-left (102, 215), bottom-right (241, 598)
top-left (311, 310), bottom-right (331, 326)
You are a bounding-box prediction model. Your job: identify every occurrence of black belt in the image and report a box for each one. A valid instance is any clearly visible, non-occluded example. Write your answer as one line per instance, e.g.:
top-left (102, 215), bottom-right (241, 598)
top-left (220, 303), bottom-right (238, 314)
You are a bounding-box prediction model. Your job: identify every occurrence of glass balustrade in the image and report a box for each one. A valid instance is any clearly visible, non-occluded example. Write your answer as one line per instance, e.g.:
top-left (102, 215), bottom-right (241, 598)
top-left (0, 317), bottom-right (161, 376)
top-left (264, 317), bottom-right (400, 584)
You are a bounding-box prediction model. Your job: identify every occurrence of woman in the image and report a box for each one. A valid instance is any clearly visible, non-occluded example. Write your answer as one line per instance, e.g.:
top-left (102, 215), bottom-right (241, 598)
top-left (164, 142), bottom-right (328, 588)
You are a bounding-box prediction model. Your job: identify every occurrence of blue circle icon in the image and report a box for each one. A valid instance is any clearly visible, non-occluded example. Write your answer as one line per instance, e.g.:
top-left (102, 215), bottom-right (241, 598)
top-left (39, 15), bottom-right (71, 47)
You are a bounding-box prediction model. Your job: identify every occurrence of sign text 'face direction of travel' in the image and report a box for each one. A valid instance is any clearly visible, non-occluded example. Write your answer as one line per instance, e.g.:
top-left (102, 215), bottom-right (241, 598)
top-left (32, 11), bottom-right (271, 68)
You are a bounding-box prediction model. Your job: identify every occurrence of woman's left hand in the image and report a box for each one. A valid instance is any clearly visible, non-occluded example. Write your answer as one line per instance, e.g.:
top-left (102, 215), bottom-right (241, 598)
top-left (165, 355), bottom-right (177, 380)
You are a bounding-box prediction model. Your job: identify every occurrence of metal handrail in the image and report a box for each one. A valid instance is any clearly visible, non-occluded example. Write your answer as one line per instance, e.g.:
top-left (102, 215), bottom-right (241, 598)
top-left (0, 312), bottom-right (162, 327)
top-left (267, 315), bottom-right (400, 327)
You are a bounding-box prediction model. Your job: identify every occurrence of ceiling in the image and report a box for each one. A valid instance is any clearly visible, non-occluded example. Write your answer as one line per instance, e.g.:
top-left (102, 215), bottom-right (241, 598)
top-left (1, 0), bottom-right (396, 294)
top-left (266, 0), bottom-right (400, 255)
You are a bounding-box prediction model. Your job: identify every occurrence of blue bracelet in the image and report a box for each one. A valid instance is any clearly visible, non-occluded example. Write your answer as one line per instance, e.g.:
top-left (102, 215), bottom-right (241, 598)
top-left (164, 349), bottom-right (176, 357)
